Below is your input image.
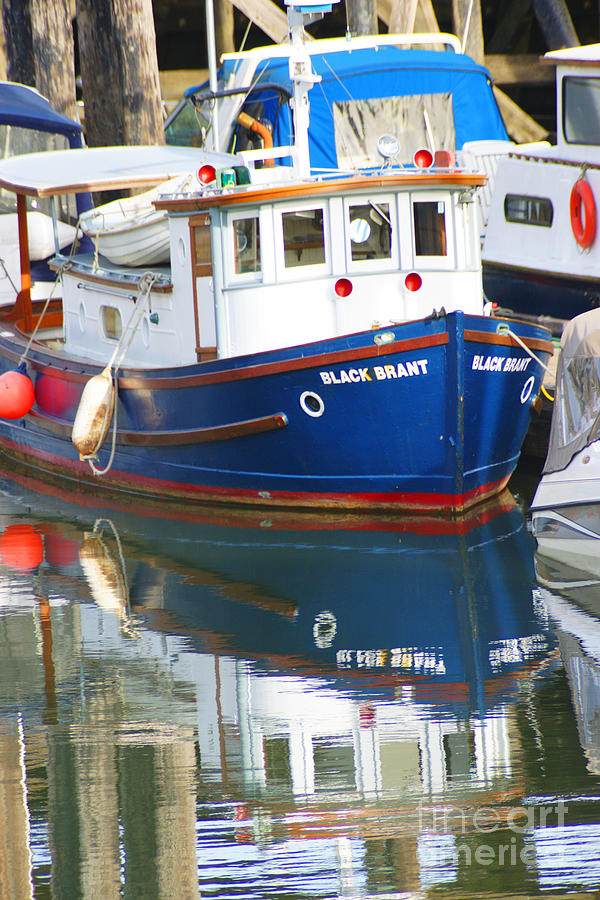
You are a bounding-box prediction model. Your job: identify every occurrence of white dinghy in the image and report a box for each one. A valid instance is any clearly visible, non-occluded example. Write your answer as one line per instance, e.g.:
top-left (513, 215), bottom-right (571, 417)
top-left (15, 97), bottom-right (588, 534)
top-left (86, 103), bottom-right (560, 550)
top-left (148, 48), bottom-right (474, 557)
top-left (78, 174), bottom-right (194, 267)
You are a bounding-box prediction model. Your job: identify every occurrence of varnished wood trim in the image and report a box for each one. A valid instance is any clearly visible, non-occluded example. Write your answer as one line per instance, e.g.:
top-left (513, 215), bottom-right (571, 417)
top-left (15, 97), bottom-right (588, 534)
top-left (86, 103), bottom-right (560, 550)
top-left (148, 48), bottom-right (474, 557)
top-left (3, 176), bottom-right (169, 200)
top-left (155, 172), bottom-right (487, 212)
top-left (189, 221), bottom-right (202, 362)
top-left (29, 410), bottom-right (288, 444)
top-left (0, 322), bottom-right (449, 389)
top-left (118, 331), bottom-right (450, 390)
top-left (464, 329), bottom-right (554, 354)
top-left (49, 262), bottom-right (173, 293)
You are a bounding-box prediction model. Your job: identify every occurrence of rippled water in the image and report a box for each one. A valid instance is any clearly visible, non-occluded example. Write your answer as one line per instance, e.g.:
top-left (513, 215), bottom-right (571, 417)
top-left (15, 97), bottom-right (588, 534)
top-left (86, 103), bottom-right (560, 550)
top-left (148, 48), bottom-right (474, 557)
top-left (0, 461), bottom-right (599, 898)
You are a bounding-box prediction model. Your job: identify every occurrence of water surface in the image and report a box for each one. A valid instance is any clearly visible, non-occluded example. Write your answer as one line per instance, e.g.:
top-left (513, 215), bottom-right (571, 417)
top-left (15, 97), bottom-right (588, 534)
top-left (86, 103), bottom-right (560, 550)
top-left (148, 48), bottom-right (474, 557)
top-left (0, 463), bottom-right (598, 898)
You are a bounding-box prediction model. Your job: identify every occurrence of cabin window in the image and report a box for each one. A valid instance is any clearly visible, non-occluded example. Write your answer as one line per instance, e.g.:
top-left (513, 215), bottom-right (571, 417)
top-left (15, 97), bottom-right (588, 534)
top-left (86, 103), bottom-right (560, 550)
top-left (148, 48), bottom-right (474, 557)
top-left (191, 219), bottom-right (212, 276)
top-left (282, 208), bottom-right (325, 267)
top-left (101, 306), bottom-right (122, 341)
top-left (413, 200), bottom-right (447, 256)
top-left (233, 215), bottom-right (261, 274)
top-left (504, 194), bottom-right (553, 227)
top-left (348, 201), bottom-right (392, 261)
top-left (563, 76), bottom-right (600, 145)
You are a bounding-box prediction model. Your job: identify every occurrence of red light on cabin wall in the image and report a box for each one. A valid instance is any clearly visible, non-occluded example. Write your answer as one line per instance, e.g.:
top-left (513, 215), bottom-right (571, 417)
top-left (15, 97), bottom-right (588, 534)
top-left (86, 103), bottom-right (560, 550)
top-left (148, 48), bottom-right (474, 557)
top-left (198, 164), bottom-right (216, 184)
top-left (413, 148), bottom-right (433, 169)
top-left (405, 272), bottom-right (422, 292)
top-left (335, 278), bottom-right (353, 297)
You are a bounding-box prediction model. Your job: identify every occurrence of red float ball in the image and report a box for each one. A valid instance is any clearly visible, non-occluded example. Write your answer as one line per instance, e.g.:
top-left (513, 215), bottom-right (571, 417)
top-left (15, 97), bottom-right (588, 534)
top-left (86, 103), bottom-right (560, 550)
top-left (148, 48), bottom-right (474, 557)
top-left (0, 369), bottom-right (35, 419)
top-left (0, 524), bottom-right (43, 571)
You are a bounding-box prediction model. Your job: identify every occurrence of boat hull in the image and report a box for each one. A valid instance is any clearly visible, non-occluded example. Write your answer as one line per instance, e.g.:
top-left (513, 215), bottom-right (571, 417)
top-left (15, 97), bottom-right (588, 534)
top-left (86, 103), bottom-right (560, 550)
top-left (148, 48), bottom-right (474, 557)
top-left (0, 310), bottom-right (552, 512)
top-left (483, 261), bottom-right (600, 323)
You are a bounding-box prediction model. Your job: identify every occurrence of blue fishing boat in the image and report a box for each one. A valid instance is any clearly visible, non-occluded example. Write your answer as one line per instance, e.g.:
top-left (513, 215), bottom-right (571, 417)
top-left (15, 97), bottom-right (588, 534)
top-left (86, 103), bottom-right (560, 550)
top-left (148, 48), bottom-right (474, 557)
top-left (0, 466), bottom-right (555, 715)
top-left (0, 0), bottom-right (552, 513)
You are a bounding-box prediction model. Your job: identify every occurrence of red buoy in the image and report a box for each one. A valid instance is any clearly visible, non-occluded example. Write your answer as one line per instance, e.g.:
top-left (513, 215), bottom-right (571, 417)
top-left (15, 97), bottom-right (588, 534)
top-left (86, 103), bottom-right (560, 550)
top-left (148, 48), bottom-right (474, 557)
top-left (0, 365), bottom-right (35, 419)
top-left (0, 524), bottom-right (43, 571)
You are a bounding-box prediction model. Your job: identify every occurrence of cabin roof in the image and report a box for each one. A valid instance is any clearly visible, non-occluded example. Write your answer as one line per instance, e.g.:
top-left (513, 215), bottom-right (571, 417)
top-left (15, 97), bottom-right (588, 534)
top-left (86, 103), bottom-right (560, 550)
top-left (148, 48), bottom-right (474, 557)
top-left (0, 145), bottom-right (238, 197)
top-left (542, 44), bottom-right (600, 67)
top-left (155, 171), bottom-right (487, 212)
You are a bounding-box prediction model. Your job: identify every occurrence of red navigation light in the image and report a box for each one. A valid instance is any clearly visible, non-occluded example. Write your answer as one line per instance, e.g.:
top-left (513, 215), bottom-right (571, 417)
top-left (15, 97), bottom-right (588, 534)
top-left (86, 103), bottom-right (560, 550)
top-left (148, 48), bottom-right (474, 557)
top-left (335, 278), bottom-right (353, 297)
top-left (198, 164), bottom-right (216, 184)
top-left (413, 148), bottom-right (433, 169)
top-left (434, 149), bottom-right (455, 168)
top-left (405, 272), bottom-right (422, 292)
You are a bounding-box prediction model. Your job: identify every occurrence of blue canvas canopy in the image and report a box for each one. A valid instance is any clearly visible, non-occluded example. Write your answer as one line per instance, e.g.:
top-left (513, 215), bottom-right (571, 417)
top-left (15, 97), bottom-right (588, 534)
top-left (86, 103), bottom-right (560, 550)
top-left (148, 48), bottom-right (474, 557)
top-left (0, 82), bottom-right (84, 148)
top-left (247, 48), bottom-right (507, 167)
top-left (222, 45), bottom-right (508, 168)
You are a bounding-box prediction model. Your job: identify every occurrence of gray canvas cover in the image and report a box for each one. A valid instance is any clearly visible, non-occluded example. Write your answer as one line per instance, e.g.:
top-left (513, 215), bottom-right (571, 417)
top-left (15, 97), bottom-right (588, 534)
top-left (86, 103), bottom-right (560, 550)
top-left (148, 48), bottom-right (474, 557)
top-left (544, 308), bottom-right (600, 473)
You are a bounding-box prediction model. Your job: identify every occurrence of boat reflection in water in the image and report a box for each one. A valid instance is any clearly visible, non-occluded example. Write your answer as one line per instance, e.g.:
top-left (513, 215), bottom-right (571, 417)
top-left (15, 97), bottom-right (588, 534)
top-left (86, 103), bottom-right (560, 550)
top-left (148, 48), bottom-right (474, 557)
top-left (0, 470), bottom-right (558, 897)
top-left (535, 517), bottom-right (600, 772)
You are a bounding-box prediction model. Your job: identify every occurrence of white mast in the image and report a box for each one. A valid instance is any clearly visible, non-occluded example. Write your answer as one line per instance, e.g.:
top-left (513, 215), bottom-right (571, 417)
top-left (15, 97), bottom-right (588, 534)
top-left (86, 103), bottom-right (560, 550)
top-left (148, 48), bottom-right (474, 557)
top-left (205, 0), bottom-right (220, 150)
top-left (284, 0), bottom-right (339, 177)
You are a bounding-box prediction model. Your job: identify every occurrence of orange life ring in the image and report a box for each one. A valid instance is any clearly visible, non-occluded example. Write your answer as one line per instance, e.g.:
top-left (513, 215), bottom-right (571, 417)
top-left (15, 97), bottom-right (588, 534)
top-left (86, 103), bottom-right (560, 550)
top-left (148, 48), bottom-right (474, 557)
top-left (570, 178), bottom-right (597, 249)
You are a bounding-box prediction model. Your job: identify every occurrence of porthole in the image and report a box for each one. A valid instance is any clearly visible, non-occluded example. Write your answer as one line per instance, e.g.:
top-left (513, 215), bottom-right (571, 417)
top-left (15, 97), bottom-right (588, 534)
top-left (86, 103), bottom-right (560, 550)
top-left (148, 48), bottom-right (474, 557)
top-left (78, 302), bottom-right (86, 332)
top-left (300, 390), bottom-right (325, 417)
top-left (101, 305), bottom-right (122, 341)
top-left (178, 236), bottom-right (186, 264)
top-left (142, 316), bottom-right (150, 348)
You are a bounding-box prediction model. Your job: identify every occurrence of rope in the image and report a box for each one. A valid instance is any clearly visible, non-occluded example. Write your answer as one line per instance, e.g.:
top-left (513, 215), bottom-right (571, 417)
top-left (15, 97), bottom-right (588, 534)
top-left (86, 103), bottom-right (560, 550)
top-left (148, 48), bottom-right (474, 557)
top-left (541, 384), bottom-right (555, 403)
top-left (83, 271), bottom-right (157, 476)
top-left (502, 326), bottom-right (555, 378)
top-left (18, 220), bottom-right (84, 367)
top-left (91, 517), bottom-right (137, 635)
top-left (0, 258), bottom-right (19, 295)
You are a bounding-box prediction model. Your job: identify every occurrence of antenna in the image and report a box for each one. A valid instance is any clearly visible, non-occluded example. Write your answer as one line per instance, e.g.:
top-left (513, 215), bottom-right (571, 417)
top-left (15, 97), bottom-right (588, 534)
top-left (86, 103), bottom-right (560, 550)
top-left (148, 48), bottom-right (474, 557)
top-left (284, 0), bottom-right (340, 177)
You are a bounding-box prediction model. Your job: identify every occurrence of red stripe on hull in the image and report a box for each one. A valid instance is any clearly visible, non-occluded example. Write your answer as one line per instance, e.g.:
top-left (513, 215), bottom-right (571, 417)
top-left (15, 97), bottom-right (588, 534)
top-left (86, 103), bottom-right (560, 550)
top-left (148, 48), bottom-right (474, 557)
top-left (0, 436), bottom-right (510, 514)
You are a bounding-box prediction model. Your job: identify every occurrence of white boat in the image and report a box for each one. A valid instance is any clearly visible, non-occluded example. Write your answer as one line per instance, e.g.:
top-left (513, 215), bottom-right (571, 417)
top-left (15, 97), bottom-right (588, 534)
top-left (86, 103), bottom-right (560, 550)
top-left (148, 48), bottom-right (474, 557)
top-left (464, 44), bottom-right (600, 329)
top-left (532, 307), bottom-right (600, 521)
top-left (78, 175), bottom-right (194, 267)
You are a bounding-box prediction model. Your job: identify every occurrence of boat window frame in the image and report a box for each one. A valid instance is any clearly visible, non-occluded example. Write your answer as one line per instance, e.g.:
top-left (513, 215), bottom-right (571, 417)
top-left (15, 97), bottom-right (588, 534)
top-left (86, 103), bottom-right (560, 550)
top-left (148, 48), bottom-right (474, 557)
top-left (562, 74), bottom-right (600, 146)
top-left (100, 304), bottom-right (123, 341)
top-left (342, 193), bottom-right (398, 272)
top-left (273, 199), bottom-right (331, 280)
top-left (503, 193), bottom-right (554, 228)
top-left (411, 191), bottom-right (455, 269)
top-left (223, 210), bottom-right (263, 285)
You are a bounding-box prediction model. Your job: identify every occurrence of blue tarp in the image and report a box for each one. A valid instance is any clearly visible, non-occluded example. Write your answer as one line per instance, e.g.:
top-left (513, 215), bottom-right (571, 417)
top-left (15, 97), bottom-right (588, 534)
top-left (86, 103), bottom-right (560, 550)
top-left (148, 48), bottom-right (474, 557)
top-left (219, 45), bottom-right (508, 168)
top-left (0, 82), bottom-right (83, 148)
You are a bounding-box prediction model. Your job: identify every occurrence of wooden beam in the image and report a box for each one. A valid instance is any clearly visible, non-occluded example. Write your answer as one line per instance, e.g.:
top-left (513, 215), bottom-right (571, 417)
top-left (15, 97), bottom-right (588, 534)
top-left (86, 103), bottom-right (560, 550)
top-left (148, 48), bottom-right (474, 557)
top-left (228, 0), bottom-right (291, 44)
top-left (531, 0), bottom-right (579, 50)
top-left (377, 0), bottom-right (438, 32)
top-left (388, 0), bottom-right (418, 34)
top-left (493, 86), bottom-right (549, 142)
top-left (485, 54), bottom-right (554, 85)
top-left (486, 0), bottom-right (532, 54)
top-left (452, 0), bottom-right (484, 65)
top-left (160, 69), bottom-right (208, 102)
top-left (346, 0), bottom-right (378, 36)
